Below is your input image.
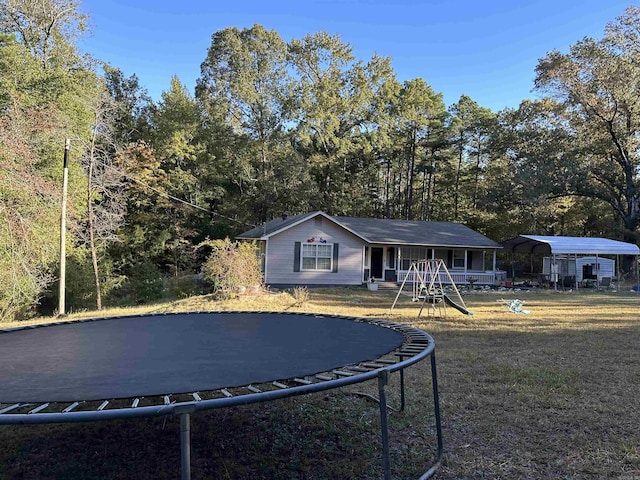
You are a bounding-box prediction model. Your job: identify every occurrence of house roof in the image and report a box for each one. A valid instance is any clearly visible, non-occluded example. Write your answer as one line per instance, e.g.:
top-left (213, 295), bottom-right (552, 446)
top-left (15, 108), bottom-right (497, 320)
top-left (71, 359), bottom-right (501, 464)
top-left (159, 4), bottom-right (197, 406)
top-left (501, 235), bottom-right (640, 256)
top-left (236, 212), bottom-right (328, 240)
top-left (237, 212), bottom-right (501, 249)
top-left (333, 216), bottom-right (500, 248)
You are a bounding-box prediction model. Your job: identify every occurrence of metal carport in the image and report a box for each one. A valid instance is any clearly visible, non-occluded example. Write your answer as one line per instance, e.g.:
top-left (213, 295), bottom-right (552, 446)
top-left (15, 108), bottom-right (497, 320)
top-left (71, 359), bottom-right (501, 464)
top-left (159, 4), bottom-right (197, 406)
top-left (501, 235), bottom-right (640, 290)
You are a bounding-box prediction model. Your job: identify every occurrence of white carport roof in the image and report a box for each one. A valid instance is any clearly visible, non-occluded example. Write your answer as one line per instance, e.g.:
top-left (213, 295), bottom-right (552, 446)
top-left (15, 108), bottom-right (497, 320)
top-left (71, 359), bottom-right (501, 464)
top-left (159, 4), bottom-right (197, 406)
top-left (501, 235), bottom-right (640, 256)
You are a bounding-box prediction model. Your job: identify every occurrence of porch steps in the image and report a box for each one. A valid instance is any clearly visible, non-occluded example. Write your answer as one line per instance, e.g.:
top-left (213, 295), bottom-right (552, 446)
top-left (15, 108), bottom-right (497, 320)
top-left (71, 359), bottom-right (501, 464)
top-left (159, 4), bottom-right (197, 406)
top-left (371, 281), bottom-right (398, 292)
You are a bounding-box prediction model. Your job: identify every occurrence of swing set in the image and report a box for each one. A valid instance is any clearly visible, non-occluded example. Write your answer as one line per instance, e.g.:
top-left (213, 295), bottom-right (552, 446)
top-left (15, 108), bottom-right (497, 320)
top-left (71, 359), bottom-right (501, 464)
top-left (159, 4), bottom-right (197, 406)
top-left (391, 259), bottom-right (472, 317)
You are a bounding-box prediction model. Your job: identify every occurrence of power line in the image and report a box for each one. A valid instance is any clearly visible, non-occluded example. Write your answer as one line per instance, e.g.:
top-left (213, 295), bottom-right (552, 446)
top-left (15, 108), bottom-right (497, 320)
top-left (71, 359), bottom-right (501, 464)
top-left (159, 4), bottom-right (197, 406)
top-left (126, 175), bottom-right (257, 228)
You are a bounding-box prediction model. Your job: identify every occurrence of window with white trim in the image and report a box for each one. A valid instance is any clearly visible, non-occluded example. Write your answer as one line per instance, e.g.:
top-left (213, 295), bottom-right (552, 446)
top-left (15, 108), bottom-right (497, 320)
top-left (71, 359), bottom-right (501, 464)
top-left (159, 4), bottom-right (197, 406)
top-left (452, 250), bottom-right (465, 269)
top-left (301, 243), bottom-right (333, 271)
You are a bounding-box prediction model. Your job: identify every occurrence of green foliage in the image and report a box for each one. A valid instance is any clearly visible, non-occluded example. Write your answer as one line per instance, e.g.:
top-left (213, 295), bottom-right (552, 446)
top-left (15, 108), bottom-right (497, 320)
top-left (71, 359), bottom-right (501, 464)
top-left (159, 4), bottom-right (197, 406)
top-left (124, 259), bottom-right (164, 304)
top-left (55, 251), bottom-right (124, 311)
top-left (0, 93), bottom-right (61, 321)
top-left (534, 6), bottom-right (640, 240)
top-left (200, 238), bottom-right (263, 297)
top-left (0, 0), bottom-right (115, 319)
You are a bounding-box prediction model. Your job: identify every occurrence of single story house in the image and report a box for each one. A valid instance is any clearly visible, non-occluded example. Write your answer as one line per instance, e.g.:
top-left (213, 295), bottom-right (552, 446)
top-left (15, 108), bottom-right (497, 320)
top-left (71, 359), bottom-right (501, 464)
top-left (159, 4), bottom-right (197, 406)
top-left (237, 211), bottom-right (503, 287)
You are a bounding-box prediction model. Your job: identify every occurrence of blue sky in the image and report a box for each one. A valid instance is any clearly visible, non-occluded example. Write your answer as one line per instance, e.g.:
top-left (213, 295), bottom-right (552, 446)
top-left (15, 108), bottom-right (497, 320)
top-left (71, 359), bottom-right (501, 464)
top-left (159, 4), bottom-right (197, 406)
top-left (78, 0), bottom-right (632, 112)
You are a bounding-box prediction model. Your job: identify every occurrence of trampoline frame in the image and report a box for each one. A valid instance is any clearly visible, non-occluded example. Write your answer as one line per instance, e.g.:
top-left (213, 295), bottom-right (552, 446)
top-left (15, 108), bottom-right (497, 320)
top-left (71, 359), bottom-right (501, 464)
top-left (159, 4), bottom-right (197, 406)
top-left (0, 311), bottom-right (443, 480)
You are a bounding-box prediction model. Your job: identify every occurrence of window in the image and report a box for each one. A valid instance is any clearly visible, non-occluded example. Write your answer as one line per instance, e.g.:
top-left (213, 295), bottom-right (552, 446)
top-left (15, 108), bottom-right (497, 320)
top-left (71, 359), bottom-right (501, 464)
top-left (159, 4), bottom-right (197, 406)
top-left (400, 247), bottom-right (432, 270)
top-left (302, 243), bottom-right (333, 271)
top-left (452, 250), bottom-right (465, 269)
top-left (387, 248), bottom-right (396, 269)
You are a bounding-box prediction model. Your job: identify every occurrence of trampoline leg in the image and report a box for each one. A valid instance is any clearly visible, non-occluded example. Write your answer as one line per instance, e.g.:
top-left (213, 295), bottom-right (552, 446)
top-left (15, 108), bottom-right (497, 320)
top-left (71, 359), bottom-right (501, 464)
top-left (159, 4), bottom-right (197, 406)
top-left (180, 413), bottom-right (191, 480)
top-left (378, 370), bottom-right (391, 480)
top-left (430, 352), bottom-right (444, 462)
top-left (418, 351), bottom-right (444, 480)
top-left (399, 356), bottom-right (406, 412)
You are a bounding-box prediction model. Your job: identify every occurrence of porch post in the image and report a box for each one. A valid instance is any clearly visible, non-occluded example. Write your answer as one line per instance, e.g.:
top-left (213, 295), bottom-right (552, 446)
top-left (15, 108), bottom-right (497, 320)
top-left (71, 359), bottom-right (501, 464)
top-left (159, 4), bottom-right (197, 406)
top-left (464, 250), bottom-right (468, 280)
top-left (362, 246), bottom-right (366, 283)
top-left (492, 250), bottom-right (497, 283)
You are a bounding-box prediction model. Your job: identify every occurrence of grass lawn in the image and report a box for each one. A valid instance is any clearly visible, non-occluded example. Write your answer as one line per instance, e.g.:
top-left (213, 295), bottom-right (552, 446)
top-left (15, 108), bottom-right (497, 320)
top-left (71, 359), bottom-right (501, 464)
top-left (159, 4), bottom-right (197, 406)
top-left (1, 288), bottom-right (639, 479)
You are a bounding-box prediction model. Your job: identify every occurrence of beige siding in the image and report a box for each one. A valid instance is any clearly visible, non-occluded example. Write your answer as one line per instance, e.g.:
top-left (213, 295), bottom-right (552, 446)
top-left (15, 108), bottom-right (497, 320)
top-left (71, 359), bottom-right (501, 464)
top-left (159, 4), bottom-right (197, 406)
top-left (265, 217), bottom-right (364, 285)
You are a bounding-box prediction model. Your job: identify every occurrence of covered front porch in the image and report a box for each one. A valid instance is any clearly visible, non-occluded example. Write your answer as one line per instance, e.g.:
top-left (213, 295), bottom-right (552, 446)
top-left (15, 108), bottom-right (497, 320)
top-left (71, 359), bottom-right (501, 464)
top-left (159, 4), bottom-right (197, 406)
top-left (363, 245), bottom-right (504, 285)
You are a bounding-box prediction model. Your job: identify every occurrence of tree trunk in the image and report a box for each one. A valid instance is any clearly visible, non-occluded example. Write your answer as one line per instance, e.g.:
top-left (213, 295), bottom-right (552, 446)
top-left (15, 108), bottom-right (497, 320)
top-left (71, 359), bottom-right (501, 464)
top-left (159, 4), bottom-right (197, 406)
top-left (87, 154), bottom-right (102, 310)
top-left (454, 135), bottom-right (464, 220)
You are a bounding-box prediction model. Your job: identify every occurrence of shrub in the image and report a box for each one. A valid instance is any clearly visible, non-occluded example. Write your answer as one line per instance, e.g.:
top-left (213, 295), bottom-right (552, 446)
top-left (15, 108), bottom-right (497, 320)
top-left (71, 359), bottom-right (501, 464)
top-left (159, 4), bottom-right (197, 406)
top-left (291, 286), bottom-right (309, 307)
top-left (200, 238), bottom-right (263, 297)
top-left (125, 260), bottom-right (164, 304)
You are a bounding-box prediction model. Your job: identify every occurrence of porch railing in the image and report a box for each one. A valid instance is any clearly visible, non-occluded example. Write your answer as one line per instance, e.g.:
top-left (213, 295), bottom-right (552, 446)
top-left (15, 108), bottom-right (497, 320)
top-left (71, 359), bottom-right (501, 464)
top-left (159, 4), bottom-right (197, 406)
top-left (397, 270), bottom-right (502, 285)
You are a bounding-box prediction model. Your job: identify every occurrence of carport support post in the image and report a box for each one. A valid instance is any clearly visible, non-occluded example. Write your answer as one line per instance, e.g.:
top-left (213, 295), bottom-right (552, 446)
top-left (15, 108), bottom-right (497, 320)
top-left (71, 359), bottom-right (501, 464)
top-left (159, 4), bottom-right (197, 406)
top-left (378, 369), bottom-right (391, 480)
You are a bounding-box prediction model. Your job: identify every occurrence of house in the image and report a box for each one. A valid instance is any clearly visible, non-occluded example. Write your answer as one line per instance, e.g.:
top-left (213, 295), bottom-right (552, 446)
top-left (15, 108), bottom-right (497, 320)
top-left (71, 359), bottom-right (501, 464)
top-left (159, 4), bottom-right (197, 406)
top-left (236, 211), bottom-right (503, 287)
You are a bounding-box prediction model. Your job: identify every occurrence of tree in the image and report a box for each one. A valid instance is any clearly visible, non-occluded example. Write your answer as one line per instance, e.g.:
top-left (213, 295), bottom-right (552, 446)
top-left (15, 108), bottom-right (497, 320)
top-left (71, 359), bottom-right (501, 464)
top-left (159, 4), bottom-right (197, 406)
top-left (197, 24), bottom-right (305, 223)
top-left (103, 66), bottom-right (153, 145)
top-left (486, 99), bottom-right (577, 239)
top-left (534, 6), bottom-right (640, 244)
top-left (389, 78), bottom-right (446, 220)
top-left (0, 98), bottom-right (60, 319)
top-left (288, 31), bottom-right (399, 216)
top-left (0, 0), bottom-right (87, 69)
top-left (77, 88), bottom-right (126, 310)
top-left (0, 12), bottom-right (97, 318)
top-left (150, 76), bottom-right (207, 274)
top-left (448, 95), bottom-right (495, 218)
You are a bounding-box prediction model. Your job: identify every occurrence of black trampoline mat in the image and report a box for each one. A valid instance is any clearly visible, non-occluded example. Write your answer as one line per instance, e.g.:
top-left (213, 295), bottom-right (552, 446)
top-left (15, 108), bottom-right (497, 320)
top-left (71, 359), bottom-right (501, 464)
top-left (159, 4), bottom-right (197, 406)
top-left (0, 312), bottom-right (404, 404)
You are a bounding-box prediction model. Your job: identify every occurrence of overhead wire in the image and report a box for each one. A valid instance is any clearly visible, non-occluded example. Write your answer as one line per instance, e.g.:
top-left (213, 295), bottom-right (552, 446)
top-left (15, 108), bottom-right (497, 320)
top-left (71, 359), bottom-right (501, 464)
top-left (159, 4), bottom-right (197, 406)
top-left (125, 175), bottom-right (257, 228)
top-left (79, 148), bottom-right (256, 228)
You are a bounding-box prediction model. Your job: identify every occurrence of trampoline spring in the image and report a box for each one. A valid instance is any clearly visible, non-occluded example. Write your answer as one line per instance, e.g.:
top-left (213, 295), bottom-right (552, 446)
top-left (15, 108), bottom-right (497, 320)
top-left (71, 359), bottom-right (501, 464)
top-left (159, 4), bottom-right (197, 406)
top-left (315, 374), bottom-right (334, 381)
top-left (397, 347), bottom-right (424, 354)
top-left (97, 400), bottom-right (109, 411)
top-left (272, 381), bottom-right (289, 389)
top-left (29, 403), bottom-right (49, 414)
top-left (192, 392), bottom-right (202, 402)
top-left (293, 378), bottom-right (312, 385)
top-left (221, 389), bottom-right (233, 398)
top-left (131, 398), bottom-right (140, 408)
top-left (361, 362), bottom-right (385, 369)
top-left (62, 402), bottom-right (81, 413)
top-left (0, 403), bottom-right (23, 414)
top-left (163, 396), bottom-right (171, 405)
top-left (347, 366), bottom-right (371, 373)
top-left (333, 370), bottom-right (354, 377)
top-left (247, 385), bottom-right (261, 393)
top-left (375, 359), bottom-right (397, 365)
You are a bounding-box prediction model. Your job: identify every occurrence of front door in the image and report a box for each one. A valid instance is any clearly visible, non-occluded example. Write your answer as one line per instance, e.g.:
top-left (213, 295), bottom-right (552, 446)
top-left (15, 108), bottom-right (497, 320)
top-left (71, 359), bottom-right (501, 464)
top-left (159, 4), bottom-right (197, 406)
top-left (371, 247), bottom-right (384, 279)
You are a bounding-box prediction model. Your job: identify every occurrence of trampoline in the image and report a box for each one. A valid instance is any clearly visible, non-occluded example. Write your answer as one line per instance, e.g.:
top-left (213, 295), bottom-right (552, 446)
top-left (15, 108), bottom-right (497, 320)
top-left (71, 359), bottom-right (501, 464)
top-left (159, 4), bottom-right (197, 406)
top-left (0, 311), bottom-right (442, 479)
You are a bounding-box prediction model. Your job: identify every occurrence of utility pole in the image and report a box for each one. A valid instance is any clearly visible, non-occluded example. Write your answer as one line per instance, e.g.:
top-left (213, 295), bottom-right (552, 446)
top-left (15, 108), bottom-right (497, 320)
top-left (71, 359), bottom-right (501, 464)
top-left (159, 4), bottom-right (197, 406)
top-left (58, 139), bottom-right (70, 316)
